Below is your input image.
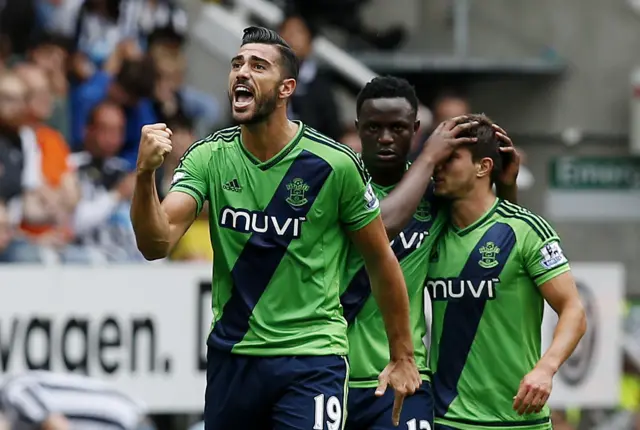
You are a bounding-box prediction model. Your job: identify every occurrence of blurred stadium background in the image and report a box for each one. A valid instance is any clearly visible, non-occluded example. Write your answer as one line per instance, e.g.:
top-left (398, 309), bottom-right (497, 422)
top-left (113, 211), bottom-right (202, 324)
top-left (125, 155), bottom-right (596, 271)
top-left (0, 0), bottom-right (638, 428)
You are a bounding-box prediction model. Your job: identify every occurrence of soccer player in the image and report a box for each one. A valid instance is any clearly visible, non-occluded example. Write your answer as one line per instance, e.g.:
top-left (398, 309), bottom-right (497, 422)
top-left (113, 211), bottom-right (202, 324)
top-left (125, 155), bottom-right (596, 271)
top-left (341, 77), bottom-right (521, 430)
top-left (426, 114), bottom-right (587, 430)
top-left (130, 27), bottom-right (421, 429)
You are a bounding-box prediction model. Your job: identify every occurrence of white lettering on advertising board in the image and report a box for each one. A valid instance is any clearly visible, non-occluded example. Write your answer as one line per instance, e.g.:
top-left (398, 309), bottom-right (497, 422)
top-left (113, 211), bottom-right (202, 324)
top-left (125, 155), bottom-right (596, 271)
top-left (0, 263), bottom-right (624, 412)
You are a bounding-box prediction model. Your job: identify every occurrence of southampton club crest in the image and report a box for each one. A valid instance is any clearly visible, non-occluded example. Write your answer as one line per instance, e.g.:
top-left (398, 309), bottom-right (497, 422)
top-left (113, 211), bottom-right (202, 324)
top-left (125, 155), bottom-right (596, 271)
top-left (478, 241), bottom-right (500, 269)
top-left (286, 178), bottom-right (310, 207)
top-left (414, 200), bottom-right (432, 222)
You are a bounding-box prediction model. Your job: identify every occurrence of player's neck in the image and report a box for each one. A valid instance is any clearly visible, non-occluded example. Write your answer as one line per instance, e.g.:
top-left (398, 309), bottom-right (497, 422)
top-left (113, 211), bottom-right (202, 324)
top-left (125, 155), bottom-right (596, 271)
top-left (240, 113), bottom-right (298, 162)
top-left (368, 165), bottom-right (405, 187)
top-left (451, 188), bottom-right (497, 230)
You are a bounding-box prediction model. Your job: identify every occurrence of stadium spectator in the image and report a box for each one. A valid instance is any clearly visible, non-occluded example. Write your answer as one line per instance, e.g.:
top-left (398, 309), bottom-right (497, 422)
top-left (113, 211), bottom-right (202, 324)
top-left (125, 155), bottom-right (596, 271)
top-left (278, 15), bottom-right (343, 141)
top-left (14, 62), bottom-right (81, 252)
top-left (25, 32), bottom-right (73, 140)
top-left (150, 41), bottom-right (220, 138)
top-left (71, 54), bottom-right (157, 166)
top-left (0, 201), bottom-right (16, 263)
top-left (69, 101), bottom-right (141, 263)
top-left (34, 0), bottom-right (85, 37)
top-left (0, 71), bottom-right (56, 263)
top-left (283, 0), bottom-right (405, 50)
top-left (0, 0), bottom-right (37, 57)
top-left (122, 0), bottom-right (188, 49)
top-left (0, 371), bottom-right (153, 430)
top-left (72, 0), bottom-right (139, 72)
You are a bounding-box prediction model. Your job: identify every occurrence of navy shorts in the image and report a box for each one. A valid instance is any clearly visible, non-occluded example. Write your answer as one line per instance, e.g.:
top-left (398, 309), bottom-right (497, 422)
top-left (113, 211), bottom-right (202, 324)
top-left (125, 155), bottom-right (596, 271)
top-left (345, 381), bottom-right (434, 430)
top-left (204, 348), bottom-right (349, 430)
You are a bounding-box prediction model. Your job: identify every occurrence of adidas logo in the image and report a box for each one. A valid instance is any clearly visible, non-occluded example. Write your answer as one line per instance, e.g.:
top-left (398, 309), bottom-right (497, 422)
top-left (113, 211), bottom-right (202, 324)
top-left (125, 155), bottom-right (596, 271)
top-left (223, 178), bottom-right (242, 192)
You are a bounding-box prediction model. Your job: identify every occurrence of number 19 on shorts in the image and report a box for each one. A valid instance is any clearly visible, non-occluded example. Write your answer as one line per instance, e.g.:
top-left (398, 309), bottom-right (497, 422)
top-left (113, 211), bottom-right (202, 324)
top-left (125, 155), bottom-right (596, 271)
top-left (407, 419), bottom-right (431, 430)
top-left (313, 394), bottom-right (342, 430)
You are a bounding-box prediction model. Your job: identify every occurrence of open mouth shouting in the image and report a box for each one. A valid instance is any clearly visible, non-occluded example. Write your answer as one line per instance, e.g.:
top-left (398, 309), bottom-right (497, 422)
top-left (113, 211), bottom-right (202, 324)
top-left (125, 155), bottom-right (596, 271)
top-left (233, 84), bottom-right (255, 110)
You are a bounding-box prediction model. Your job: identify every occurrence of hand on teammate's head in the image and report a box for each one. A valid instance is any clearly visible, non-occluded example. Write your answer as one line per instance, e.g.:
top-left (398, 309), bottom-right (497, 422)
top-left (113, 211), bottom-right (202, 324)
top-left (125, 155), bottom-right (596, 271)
top-left (493, 123), bottom-right (521, 187)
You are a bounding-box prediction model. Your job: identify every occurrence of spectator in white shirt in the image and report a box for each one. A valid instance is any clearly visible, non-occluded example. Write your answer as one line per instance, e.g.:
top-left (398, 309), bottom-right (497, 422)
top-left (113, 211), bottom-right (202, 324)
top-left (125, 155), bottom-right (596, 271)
top-left (0, 371), bottom-right (153, 430)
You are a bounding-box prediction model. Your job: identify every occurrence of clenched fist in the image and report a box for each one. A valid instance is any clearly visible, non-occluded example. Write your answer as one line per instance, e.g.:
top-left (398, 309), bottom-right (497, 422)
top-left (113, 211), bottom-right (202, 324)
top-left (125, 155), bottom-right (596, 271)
top-left (136, 124), bottom-right (173, 173)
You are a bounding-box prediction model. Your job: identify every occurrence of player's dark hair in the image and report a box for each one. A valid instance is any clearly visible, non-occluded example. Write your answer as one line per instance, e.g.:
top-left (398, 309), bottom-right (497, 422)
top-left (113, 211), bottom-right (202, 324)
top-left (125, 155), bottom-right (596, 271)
top-left (241, 26), bottom-right (299, 80)
top-left (459, 113), bottom-right (503, 185)
top-left (356, 76), bottom-right (419, 118)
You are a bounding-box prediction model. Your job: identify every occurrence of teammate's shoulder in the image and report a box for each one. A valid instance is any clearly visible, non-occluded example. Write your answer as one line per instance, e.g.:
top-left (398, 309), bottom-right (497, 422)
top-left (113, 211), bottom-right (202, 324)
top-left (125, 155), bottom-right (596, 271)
top-left (300, 125), bottom-right (368, 178)
top-left (494, 199), bottom-right (558, 241)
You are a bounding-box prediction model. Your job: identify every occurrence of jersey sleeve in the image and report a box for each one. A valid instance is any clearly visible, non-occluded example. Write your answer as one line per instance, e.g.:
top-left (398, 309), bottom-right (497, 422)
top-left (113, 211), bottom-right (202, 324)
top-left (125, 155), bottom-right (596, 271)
top-left (520, 219), bottom-right (570, 287)
top-left (338, 154), bottom-right (381, 231)
top-left (169, 142), bottom-right (210, 214)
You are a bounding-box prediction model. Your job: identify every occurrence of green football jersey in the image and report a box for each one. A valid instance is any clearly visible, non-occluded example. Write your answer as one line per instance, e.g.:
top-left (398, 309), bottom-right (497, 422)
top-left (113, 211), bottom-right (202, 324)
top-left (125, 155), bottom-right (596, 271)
top-left (169, 123), bottom-right (381, 356)
top-left (341, 177), bottom-right (447, 388)
top-left (427, 198), bottom-right (570, 430)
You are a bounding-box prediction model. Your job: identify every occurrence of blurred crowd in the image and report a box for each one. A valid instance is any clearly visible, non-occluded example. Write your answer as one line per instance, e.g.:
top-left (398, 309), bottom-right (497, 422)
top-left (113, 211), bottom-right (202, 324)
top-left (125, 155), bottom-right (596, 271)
top-left (0, 0), bottom-right (220, 264)
top-left (0, 0), bottom-right (535, 266)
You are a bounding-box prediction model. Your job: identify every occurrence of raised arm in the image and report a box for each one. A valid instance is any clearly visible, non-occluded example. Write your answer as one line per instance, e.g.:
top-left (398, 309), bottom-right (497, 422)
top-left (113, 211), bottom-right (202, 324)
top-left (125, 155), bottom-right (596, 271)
top-left (132, 172), bottom-right (197, 260)
top-left (131, 124), bottom-right (200, 260)
top-left (381, 118), bottom-right (478, 239)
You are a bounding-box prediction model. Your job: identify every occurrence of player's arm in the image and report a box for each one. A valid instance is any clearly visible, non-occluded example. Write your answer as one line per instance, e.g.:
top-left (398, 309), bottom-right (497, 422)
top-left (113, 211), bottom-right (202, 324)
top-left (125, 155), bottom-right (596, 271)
top-left (348, 217), bottom-right (414, 363)
top-left (381, 118), bottom-right (478, 239)
top-left (494, 123), bottom-right (521, 204)
top-left (131, 124), bottom-right (204, 260)
top-left (538, 271), bottom-right (587, 375)
top-left (513, 227), bottom-right (586, 415)
top-left (339, 155), bottom-right (420, 425)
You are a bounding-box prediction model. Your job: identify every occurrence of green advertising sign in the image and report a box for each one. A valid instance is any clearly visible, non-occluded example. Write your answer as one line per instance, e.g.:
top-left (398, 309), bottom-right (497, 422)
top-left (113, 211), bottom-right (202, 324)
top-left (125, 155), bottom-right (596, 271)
top-left (549, 157), bottom-right (640, 190)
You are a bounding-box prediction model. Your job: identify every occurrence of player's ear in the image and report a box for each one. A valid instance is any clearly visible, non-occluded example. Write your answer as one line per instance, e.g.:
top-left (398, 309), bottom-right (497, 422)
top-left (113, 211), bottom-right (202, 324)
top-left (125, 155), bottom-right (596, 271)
top-left (413, 120), bottom-right (420, 133)
top-left (279, 78), bottom-right (296, 100)
top-left (354, 119), bottom-right (359, 130)
top-left (476, 157), bottom-right (493, 179)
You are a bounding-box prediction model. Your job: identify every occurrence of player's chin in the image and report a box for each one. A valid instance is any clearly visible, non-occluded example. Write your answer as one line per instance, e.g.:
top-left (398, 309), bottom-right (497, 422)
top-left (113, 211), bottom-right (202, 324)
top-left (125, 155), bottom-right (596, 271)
top-left (374, 154), bottom-right (403, 168)
top-left (231, 110), bottom-right (256, 124)
top-left (433, 181), bottom-right (450, 197)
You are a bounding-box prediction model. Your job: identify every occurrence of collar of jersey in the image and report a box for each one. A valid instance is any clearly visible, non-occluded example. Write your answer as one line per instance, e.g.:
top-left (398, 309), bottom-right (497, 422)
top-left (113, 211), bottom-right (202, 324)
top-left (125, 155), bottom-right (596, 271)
top-left (452, 197), bottom-right (500, 237)
top-left (239, 120), bottom-right (305, 170)
top-left (371, 161), bottom-right (411, 193)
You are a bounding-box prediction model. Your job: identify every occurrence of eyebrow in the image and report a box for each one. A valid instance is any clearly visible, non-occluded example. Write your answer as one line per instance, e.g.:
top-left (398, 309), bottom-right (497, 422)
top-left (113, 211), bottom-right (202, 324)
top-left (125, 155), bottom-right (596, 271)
top-left (231, 54), bottom-right (273, 65)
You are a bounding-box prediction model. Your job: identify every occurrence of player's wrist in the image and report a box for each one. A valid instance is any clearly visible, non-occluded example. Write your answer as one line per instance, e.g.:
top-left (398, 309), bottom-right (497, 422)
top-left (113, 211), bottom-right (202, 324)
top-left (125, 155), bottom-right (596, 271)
top-left (136, 166), bottom-right (156, 179)
top-left (534, 359), bottom-right (559, 375)
top-left (415, 151), bottom-right (437, 171)
top-left (389, 343), bottom-right (415, 362)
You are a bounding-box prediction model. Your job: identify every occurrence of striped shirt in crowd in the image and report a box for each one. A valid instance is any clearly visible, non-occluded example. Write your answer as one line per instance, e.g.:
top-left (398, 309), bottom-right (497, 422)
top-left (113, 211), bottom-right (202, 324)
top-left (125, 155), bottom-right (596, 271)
top-left (0, 371), bottom-right (148, 430)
